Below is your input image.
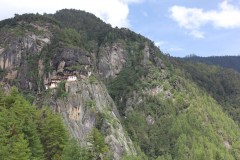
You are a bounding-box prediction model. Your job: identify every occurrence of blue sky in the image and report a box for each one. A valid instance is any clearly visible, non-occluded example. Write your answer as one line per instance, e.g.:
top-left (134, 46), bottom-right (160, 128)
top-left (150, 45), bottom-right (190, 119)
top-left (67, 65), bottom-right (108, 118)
top-left (0, 0), bottom-right (240, 57)
top-left (127, 0), bottom-right (240, 57)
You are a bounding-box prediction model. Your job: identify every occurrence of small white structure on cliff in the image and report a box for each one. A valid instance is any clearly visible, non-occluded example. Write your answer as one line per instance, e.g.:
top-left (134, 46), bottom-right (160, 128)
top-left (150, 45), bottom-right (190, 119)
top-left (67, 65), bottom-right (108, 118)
top-left (48, 82), bottom-right (57, 89)
top-left (88, 71), bottom-right (92, 77)
top-left (67, 75), bottom-right (77, 82)
top-left (45, 77), bottom-right (61, 89)
top-left (45, 75), bottom-right (77, 90)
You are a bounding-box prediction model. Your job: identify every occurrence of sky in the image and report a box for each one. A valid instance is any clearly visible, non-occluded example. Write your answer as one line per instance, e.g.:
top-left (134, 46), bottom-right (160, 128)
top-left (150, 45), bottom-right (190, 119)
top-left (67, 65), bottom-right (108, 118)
top-left (0, 0), bottom-right (240, 57)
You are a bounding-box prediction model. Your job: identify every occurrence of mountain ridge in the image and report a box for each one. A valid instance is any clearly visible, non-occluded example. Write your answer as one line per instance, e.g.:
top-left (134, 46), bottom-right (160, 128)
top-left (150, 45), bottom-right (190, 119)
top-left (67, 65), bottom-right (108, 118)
top-left (181, 55), bottom-right (240, 72)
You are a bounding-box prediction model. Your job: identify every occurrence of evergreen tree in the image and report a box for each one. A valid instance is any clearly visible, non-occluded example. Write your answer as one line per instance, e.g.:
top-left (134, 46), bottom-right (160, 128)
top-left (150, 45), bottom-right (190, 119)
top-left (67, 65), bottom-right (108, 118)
top-left (63, 139), bottom-right (91, 160)
top-left (87, 128), bottom-right (108, 159)
top-left (37, 108), bottom-right (68, 160)
top-left (0, 88), bottom-right (43, 160)
top-left (0, 88), bottom-right (69, 160)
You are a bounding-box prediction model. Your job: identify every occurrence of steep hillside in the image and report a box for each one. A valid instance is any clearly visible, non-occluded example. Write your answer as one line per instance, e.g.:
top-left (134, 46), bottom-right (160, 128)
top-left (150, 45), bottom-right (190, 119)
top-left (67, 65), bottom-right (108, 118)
top-left (1, 10), bottom-right (240, 160)
top-left (181, 55), bottom-right (240, 72)
top-left (173, 59), bottom-right (240, 124)
top-left (108, 50), bottom-right (240, 159)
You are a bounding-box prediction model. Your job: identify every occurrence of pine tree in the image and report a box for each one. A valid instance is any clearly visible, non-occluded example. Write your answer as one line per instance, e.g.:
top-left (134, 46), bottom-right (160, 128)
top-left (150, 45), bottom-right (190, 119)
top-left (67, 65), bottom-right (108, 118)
top-left (63, 139), bottom-right (91, 160)
top-left (87, 128), bottom-right (108, 159)
top-left (38, 108), bottom-right (68, 160)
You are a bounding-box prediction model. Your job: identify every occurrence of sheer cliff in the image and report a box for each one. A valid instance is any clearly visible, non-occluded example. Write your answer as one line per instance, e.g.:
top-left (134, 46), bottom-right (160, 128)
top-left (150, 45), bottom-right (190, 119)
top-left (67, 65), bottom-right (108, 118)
top-left (0, 13), bottom-right (137, 159)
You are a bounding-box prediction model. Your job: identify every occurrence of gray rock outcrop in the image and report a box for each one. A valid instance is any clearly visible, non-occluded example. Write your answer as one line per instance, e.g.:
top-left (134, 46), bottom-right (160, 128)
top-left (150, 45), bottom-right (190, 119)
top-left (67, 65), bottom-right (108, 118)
top-left (52, 80), bottom-right (136, 159)
top-left (98, 42), bottom-right (127, 79)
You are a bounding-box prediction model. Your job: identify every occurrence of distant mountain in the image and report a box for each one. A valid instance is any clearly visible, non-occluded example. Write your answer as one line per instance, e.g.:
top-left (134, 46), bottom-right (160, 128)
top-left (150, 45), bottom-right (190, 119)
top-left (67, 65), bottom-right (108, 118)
top-left (181, 55), bottom-right (240, 72)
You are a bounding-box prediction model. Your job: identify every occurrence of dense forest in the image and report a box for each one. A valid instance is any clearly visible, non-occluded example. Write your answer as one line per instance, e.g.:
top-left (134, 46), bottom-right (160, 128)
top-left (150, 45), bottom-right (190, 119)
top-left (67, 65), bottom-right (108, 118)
top-left (174, 59), bottom-right (240, 124)
top-left (0, 87), bottom-right (67, 159)
top-left (108, 53), bottom-right (240, 159)
top-left (1, 10), bottom-right (240, 160)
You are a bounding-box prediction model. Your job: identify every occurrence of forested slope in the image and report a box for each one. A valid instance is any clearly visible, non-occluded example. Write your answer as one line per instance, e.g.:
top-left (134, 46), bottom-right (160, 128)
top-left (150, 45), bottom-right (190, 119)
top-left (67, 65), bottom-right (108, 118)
top-left (0, 87), bottom-right (67, 159)
top-left (108, 50), bottom-right (240, 159)
top-left (175, 59), bottom-right (240, 124)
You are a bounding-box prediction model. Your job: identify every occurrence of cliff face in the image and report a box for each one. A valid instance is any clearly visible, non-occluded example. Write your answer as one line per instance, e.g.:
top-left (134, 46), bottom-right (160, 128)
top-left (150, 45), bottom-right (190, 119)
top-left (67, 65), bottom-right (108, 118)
top-left (51, 80), bottom-right (136, 159)
top-left (0, 15), bottom-right (136, 159)
top-left (45, 42), bottom-right (135, 159)
top-left (0, 20), bottom-right (53, 91)
top-left (98, 42), bottom-right (127, 79)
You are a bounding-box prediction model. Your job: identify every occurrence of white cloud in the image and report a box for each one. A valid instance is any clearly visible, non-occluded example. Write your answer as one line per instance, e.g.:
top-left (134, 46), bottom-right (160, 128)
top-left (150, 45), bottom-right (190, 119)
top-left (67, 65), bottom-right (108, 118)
top-left (190, 30), bottom-right (205, 39)
top-left (122, 0), bottom-right (143, 3)
top-left (169, 0), bottom-right (240, 38)
top-left (154, 41), bottom-right (167, 47)
top-left (169, 47), bottom-right (184, 52)
top-left (154, 41), bottom-right (184, 54)
top-left (0, 0), bottom-right (143, 27)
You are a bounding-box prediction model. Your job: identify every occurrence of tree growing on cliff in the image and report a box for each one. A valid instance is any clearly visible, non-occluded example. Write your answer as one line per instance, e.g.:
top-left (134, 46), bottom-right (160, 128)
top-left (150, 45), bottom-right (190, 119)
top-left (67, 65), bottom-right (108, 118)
top-left (87, 128), bottom-right (109, 159)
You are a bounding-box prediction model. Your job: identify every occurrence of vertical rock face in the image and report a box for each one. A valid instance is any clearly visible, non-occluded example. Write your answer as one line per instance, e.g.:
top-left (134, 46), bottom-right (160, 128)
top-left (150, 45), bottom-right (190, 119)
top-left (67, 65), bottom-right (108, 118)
top-left (38, 59), bottom-right (45, 77)
top-left (0, 23), bottom-right (52, 91)
top-left (98, 43), bottom-right (127, 79)
top-left (0, 33), bottom-right (51, 70)
top-left (143, 44), bottom-right (150, 66)
top-left (52, 80), bottom-right (136, 159)
top-left (0, 18), bottom-right (138, 160)
top-left (52, 48), bottom-right (92, 75)
top-left (0, 23), bottom-right (136, 159)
